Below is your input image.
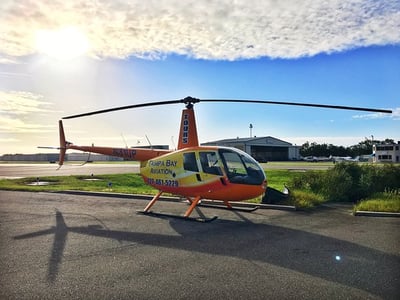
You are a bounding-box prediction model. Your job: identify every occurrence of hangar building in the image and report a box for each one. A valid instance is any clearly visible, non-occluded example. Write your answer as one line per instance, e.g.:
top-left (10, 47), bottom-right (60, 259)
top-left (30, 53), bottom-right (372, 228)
top-left (202, 136), bottom-right (301, 162)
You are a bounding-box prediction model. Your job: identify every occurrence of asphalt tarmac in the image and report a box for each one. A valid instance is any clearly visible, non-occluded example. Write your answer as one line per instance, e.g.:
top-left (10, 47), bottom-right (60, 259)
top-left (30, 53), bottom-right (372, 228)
top-left (0, 190), bottom-right (399, 299)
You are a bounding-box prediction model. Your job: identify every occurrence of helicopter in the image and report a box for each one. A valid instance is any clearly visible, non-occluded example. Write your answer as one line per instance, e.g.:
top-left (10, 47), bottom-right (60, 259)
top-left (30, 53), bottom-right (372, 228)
top-left (58, 96), bottom-right (391, 221)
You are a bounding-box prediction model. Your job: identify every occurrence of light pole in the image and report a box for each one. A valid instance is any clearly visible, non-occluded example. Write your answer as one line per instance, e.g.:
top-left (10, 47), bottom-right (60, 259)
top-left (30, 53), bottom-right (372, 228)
top-left (249, 124), bottom-right (253, 138)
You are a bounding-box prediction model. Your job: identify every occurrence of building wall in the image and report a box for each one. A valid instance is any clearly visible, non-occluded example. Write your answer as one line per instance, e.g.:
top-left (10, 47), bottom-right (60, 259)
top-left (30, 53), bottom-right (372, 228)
top-left (288, 146), bottom-right (300, 160)
top-left (373, 143), bottom-right (400, 163)
top-left (202, 137), bottom-right (301, 161)
top-left (0, 153), bottom-right (59, 162)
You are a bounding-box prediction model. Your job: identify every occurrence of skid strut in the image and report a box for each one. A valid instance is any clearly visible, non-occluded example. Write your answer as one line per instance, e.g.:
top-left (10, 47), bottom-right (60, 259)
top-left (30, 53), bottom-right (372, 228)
top-left (197, 202), bottom-right (259, 212)
top-left (143, 191), bottom-right (163, 213)
top-left (139, 192), bottom-right (217, 222)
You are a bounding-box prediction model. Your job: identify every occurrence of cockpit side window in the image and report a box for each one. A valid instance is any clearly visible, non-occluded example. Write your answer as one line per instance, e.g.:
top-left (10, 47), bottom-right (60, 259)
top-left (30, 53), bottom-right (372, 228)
top-left (183, 152), bottom-right (199, 172)
top-left (199, 151), bottom-right (223, 175)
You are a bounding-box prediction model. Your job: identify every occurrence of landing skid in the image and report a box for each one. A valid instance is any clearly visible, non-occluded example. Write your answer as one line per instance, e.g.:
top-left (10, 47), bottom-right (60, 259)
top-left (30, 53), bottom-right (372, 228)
top-left (137, 211), bottom-right (218, 223)
top-left (197, 203), bottom-right (259, 212)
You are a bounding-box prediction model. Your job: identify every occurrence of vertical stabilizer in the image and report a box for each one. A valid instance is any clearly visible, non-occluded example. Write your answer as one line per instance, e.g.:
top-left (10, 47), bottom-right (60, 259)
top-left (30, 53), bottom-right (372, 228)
top-left (177, 108), bottom-right (199, 149)
top-left (58, 120), bottom-right (67, 166)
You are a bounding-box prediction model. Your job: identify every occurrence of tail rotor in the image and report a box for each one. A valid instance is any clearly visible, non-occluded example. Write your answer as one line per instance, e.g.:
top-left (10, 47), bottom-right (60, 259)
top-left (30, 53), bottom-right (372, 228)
top-left (58, 120), bottom-right (67, 167)
top-left (37, 120), bottom-right (70, 168)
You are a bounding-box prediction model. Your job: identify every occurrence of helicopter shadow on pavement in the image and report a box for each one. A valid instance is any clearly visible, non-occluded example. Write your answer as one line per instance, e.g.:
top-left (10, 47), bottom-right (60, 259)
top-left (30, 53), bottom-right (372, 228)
top-left (13, 209), bottom-right (399, 298)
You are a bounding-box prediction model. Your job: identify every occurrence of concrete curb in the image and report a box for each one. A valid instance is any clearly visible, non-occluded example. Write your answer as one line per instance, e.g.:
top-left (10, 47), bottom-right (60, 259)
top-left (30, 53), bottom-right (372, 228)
top-left (258, 203), bottom-right (297, 211)
top-left (353, 210), bottom-right (400, 218)
top-left (54, 190), bottom-right (180, 202)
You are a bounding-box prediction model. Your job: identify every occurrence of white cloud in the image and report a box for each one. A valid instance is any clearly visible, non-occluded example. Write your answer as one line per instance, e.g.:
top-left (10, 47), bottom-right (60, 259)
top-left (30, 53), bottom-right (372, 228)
top-left (0, 90), bottom-right (52, 115)
top-left (0, 0), bottom-right (399, 60)
top-left (0, 137), bottom-right (19, 142)
top-left (0, 115), bottom-right (55, 133)
top-left (0, 90), bottom-right (56, 134)
top-left (0, 56), bottom-right (22, 64)
top-left (352, 107), bottom-right (400, 120)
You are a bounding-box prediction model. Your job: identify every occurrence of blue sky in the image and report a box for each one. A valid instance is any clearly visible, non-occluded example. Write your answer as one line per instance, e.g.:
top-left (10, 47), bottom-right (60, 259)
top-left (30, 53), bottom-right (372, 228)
top-left (0, 0), bottom-right (399, 155)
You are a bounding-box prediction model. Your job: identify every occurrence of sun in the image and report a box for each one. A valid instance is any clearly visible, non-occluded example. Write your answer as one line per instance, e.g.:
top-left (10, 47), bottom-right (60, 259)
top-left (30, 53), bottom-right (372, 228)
top-left (35, 27), bottom-right (89, 60)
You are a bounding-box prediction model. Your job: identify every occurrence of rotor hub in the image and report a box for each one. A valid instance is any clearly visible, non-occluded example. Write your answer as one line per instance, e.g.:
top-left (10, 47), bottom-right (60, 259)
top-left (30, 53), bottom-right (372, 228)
top-left (182, 96), bottom-right (200, 109)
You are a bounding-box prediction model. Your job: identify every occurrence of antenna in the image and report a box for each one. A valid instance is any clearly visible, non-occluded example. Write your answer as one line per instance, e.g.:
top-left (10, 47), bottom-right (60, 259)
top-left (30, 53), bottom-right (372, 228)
top-left (145, 135), bottom-right (153, 149)
top-left (171, 136), bottom-right (176, 150)
top-left (121, 133), bottom-right (128, 148)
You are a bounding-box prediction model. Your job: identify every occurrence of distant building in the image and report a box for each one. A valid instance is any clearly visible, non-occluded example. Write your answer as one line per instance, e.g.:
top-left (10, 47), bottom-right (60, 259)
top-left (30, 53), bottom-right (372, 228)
top-left (0, 153), bottom-right (123, 162)
top-left (0, 146), bottom-right (170, 162)
top-left (202, 136), bottom-right (300, 162)
top-left (131, 145), bottom-right (169, 150)
top-left (65, 153), bottom-right (124, 162)
top-left (373, 142), bottom-right (400, 163)
top-left (0, 153), bottom-right (60, 162)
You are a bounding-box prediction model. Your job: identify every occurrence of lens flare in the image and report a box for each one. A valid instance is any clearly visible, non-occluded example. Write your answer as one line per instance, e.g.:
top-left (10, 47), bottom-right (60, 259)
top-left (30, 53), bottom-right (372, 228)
top-left (35, 27), bottom-right (89, 60)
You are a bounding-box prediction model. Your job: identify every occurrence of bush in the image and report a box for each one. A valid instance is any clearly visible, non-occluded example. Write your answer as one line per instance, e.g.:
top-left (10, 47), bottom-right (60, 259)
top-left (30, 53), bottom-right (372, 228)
top-left (354, 190), bottom-right (400, 212)
top-left (288, 190), bottom-right (324, 209)
top-left (320, 167), bottom-right (354, 201)
top-left (290, 163), bottom-right (400, 202)
top-left (290, 170), bottom-right (324, 191)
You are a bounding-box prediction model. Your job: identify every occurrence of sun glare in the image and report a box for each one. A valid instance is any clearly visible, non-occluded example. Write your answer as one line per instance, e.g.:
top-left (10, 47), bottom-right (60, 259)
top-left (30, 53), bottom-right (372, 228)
top-left (35, 27), bottom-right (89, 60)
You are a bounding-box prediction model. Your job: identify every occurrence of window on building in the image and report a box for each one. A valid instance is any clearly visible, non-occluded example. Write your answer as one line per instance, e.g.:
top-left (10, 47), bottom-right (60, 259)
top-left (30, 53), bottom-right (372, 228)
top-left (378, 155), bottom-right (392, 160)
top-left (377, 146), bottom-right (394, 151)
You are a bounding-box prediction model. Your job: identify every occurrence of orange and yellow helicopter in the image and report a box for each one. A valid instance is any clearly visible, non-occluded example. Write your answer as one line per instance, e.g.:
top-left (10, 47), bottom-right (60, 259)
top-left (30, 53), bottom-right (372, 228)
top-left (57, 96), bottom-right (391, 221)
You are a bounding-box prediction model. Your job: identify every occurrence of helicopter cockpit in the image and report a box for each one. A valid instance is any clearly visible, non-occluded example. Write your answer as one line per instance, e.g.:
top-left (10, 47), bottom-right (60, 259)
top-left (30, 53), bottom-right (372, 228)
top-left (183, 148), bottom-right (265, 186)
top-left (218, 148), bottom-right (266, 185)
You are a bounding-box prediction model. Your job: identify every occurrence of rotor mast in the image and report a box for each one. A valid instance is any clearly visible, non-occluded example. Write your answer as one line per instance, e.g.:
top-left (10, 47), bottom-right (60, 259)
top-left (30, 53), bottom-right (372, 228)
top-left (177, 97), bottom-right (200, 149)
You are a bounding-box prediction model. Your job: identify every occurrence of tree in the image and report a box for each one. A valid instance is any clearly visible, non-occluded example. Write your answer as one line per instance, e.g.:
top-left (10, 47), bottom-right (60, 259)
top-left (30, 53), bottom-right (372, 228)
top-left (300, 138), bottom-right (395, 158)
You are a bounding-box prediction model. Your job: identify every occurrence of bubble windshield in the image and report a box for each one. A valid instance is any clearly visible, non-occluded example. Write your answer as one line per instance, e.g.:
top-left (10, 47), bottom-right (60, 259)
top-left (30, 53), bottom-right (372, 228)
top-left (219, 148), bottom-right (265, 185)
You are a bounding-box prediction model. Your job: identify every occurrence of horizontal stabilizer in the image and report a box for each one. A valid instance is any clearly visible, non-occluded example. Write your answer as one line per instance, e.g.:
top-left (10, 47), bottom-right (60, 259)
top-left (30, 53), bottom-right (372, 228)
top-left (37, 146), bottom-right (60, 150)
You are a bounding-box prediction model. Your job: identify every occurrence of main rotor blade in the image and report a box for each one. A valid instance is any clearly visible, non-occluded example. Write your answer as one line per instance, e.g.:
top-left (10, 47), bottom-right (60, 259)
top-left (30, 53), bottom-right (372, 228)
top-left (62, 99), bottom-right (186, 119)
top-left (200, 99), bottom-right (392, 114)
top-left (62, 96), bottom-right (391, 119)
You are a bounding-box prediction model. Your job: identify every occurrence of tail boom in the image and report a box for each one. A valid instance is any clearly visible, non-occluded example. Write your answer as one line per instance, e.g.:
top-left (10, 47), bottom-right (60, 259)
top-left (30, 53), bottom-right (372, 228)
top-left (67, 144), bottom-right (171, 161)
top-left (58, 120), bottom-right (171, 164)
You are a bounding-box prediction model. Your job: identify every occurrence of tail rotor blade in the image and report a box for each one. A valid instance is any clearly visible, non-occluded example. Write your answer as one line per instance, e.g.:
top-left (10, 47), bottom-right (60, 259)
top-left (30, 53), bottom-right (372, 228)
top-left (58, 120), bottom-right (67, 166)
